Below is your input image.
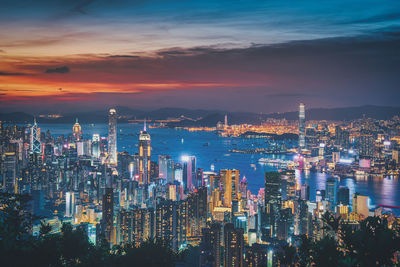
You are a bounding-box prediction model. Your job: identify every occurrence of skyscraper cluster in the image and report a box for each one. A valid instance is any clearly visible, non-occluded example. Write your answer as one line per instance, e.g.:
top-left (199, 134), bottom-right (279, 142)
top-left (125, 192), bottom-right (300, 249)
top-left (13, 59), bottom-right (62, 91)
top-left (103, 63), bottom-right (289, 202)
top-left (1, 104), bottom-right (400, 266)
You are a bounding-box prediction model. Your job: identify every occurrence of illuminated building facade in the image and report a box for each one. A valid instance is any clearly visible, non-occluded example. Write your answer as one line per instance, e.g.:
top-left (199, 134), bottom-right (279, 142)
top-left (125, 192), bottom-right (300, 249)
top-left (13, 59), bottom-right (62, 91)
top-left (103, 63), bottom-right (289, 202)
top-left (65, 191), bottom-right (75, 217)
top-left (102, 188), bottom-right (114, 244)
top-left (182, 155), bottom-right (196, 191)
top-left (224, 223), bottom-right (244, 267)
top-left (201, 223), bottom-right (221, 267)
top-left (72, 118), bottom-right (82, 141)
top-left (358, 132), bottom-right (375, 158)
top-left (139, 121), bottom-right (151, 185)
top-left (220, 169), bottom-right (240, 208)
top-left (92, 134), bottom-right (100, 158)
top-left (108, 108), bottom-right (117, 165)
top-left (353, 193), bottom-right (369, 219)
top-left (325, 177), bottom-right (337, 210)
top-left (299, 103), bottom-right (306, 150)
top-left (30, 118), bottom-right (41, 153)
top-left (263, 172), bottom-right (281, 240)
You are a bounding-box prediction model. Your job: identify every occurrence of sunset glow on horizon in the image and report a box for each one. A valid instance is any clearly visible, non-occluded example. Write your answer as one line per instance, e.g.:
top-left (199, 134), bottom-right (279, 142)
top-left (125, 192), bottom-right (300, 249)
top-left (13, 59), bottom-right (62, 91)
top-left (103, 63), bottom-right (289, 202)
top-left (1, 0), bottom-right (400, 112)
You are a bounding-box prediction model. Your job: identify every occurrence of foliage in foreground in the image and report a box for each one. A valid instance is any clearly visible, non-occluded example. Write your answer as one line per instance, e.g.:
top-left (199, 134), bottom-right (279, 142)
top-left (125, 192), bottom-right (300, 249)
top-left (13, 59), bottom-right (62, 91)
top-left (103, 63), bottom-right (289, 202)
top-left (0, 193), bottom-right (193, 267)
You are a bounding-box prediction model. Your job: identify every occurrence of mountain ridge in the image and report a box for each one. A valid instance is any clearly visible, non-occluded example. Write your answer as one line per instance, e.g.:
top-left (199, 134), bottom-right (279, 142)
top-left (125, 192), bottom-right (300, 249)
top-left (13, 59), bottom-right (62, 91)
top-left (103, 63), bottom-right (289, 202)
top-left (1, 105), bottom-right (399, 125)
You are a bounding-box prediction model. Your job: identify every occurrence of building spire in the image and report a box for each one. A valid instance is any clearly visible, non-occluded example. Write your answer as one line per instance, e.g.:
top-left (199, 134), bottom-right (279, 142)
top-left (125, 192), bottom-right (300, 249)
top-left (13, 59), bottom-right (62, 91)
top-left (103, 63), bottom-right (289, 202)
top-left (75, 118), bottom-right (78, 124)
top-left (144, 119), bottom-right (147, 132)
top-left (33, 116), bottom-right (37, 125)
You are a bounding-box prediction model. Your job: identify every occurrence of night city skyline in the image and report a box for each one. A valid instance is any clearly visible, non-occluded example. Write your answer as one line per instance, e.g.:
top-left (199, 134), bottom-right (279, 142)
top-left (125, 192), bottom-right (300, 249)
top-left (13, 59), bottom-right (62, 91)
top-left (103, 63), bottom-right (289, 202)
top-left (1, 1), bottom-right (400, 267)
top-left (1, 0), bottom-right (400, 113)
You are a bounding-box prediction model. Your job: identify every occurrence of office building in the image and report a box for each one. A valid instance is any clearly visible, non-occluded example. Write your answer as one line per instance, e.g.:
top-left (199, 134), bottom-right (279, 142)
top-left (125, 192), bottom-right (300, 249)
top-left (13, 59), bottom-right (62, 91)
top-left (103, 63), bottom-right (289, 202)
top-left (72, 118), bottom-right (82, 141)
top-left (224, 223), bottom-right (244, 267)
top-left (263, 172), bottom-right (281, 239)
top-left (139, 121), bottom-right (151, 185)
top-left (220, 169), bottom-right (240, 208)
top-left (108, 109), bottom-right (117, 165)
top-left (298, 103), bottom-right (306, 150)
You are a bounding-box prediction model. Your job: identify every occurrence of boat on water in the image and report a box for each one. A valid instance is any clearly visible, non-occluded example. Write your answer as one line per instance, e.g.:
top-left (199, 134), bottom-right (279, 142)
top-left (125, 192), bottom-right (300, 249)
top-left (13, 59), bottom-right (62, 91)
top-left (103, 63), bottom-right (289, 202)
top-left (258, 158), bottom-right (293, 165)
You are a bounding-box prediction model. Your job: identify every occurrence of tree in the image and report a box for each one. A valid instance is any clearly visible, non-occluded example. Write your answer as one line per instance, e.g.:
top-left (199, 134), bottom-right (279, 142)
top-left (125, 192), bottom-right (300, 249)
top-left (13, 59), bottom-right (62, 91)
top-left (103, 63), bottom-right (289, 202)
top-left (277, 244), bottom-right (297, 267)
top-left (340, 217), bottom-right (400, 266)
top-left (0, 192), bottom-right (36, 267)
top-left (312, 236), bottom-right (342, 267)
top-left (298, 235), bottom-right (313, 267)
top-left (115, 238), bottom-right (179, 267)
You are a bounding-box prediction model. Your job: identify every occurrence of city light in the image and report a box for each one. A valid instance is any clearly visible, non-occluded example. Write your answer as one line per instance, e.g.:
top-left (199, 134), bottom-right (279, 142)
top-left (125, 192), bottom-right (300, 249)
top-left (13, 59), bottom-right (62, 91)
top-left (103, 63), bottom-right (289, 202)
top-left (1, 1), bottom-right (399, 263)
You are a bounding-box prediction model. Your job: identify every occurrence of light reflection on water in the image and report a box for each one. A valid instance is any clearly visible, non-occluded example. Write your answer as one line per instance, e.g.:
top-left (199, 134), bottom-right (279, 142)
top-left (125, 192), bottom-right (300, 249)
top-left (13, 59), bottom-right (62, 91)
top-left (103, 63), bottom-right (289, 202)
top-left (38, 123), bottom-right (400, 212)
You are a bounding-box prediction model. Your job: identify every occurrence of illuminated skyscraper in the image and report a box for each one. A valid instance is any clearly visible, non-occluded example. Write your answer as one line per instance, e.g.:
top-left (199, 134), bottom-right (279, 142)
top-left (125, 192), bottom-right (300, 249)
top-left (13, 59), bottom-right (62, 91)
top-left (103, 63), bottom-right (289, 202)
top-left (182, 155), bottom-right (196, 190)
top-left (201, 223), bottom-right (221, 267)
top-left (102, 188), bottom-right (114, 244)
top-left (30, 118), bottom-right (41, 153)
top-left (139, 121), bottom-right (151, 185)
top-left (159, 155), bottom-right (174, 183)
top-left (224, 223), bottom-right (244, 267)
top-left (263, 172), bottom-right (281, 240)
top-left (298, 103), bottom-right (306, 150)
top-left (353, 193), bottom-right (369, 219)
top-left (108, 108), bottom-right (117, 164)
top-left (358, 132), bottom-right (374, 158)
top-left (65, 191), bottom-right (75, 217)
top-left (220, 169), bottom-right (240, 208)
top-left (72, 118), bottom-right (82, 141)
top-left (3, 152), bottom-right (17, 193)
top-left (326, 178), bottom-right (337, 210)
top-left (92, 134), bottom-right (100, 158)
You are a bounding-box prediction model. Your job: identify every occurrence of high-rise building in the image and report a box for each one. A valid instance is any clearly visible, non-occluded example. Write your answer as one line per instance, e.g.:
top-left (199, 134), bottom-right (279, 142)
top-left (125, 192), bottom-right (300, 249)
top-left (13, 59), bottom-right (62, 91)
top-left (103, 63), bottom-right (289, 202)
top-left (325, 178), bottom-right (337, 210)
top-left (277, 208), bottom-right (293, 241)
top-left (245, 244), bottom-right (268, 267)
top-left (102, 188), bottom-right (114, 244)
top-left (359, 133), bottom-right (374, 158)
top-left (116, 209), bottom-right (133, 245)
top-left (353, 193), bottom-right (369, 219)
top-left (337, 186), bottom-right (350, 205)
top-left (139, 121), bottom-right (151, 185)
top-left (335, 126), bottom-right (349, 148)
top-left (220, 169), bottom-right (240, 208)
top-left (305, 126), bottom-right (317, 148)
top-left (174, 163), bottom-right (183, 184)
top-left (182, 155), bottom-right (196, 190)
top-left (92, 134), bottom-right (100, 158)
top-left (224, 223), bottom-right (244, 267)
top-left (155, 198), bottom-right (175, 245)
top-left (65, 191), bottom-right (75, 217)
top-left (30, 118), bottom-right (41, 153)
top-left (3, 152), bottom-right (17, 193)
top-left (132, 207), bottom-right (155, 246)
top-left (263, 172), bottom-right (281, 240)
top-left (108, 109), bottom-right (117, 165)
top-left (158, 155), bottom-right (174, 183)
top-left (298, 103), bottom-right (306, 150)
top-left (72, 118), bottom-right (82, 141)
top-left (201, 223), bottom-right (221, 267)
top-left (300, 184), bottom-right (310, 201)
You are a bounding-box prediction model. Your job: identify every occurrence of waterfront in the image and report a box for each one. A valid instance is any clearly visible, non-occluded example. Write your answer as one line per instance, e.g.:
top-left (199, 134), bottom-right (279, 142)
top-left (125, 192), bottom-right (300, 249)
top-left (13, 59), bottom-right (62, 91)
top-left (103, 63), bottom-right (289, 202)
top-left (40, 123), bottom-right (400, 210)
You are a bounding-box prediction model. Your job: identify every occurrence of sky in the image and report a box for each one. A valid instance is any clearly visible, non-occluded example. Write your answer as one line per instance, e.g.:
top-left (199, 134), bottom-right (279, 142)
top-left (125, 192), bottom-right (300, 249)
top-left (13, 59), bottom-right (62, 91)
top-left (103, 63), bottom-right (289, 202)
top-left (1, 0), bottom-right (400, 113)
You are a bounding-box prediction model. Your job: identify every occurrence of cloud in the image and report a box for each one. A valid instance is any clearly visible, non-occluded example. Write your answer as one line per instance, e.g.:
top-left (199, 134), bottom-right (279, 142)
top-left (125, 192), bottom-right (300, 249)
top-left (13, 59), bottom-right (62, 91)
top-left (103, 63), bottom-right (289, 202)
top-left (265, 93), bottom-right (312, 98)
top-left (2, 29), bottom-right (400, 113)
top-left (45, 66), bottom-right (70, 74)
top-left (350, 12), bottom-right (400, 24)
top-left (0, 71), bottom-right (28, 76)
top-left (108, 55), bottom-right (141, 59)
